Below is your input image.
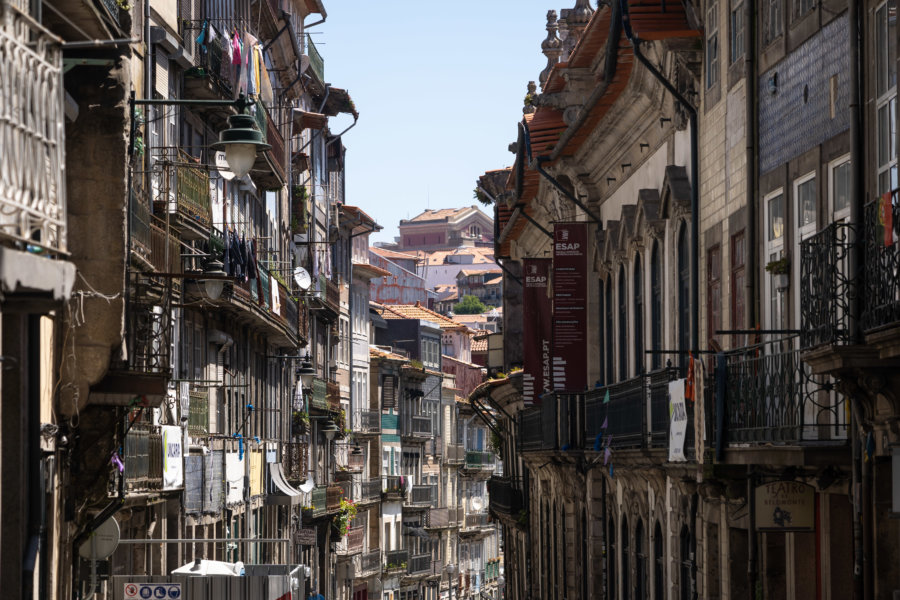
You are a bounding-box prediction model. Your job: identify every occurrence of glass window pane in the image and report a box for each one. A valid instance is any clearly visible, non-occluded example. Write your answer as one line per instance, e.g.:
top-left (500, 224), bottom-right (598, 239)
top-left (833, 161), bottom-right (851, 213)
top-left (798, 178), bottom-right (817, 228)
top-left (768, 194), bottom-right (784, 240)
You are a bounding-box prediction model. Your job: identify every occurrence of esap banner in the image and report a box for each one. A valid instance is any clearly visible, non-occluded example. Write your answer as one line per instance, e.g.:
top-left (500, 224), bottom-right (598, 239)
top-left (552, 223), bottom-right (588, 391)
top-left (161, 425), bottom-right (183, 490)
top-left (523, 258), bottom-right (552, 405)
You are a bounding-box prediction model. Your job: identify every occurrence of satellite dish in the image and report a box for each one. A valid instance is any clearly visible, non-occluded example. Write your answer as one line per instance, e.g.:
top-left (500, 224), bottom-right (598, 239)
top-left (293, 267), bottom-right (311, 291)
top-left (299, 55), bottom-right (310, 75)
top-left (471, 497), bottom-right (484, 511)
top-left (78, 516), bottom-right (120, 560)
top-left (215, 151), bottom-right (235, 180)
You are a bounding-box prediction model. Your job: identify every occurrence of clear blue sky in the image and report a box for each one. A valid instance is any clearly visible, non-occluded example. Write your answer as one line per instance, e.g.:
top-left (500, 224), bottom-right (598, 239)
top-left (314, 1), bottom-right (557, 244)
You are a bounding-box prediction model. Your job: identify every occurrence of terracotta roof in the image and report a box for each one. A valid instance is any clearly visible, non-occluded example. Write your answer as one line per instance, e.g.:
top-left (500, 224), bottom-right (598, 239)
top-left (470, 336), bottom-right (488, 352)
top-left (458, 269), bottom-right (502, 278)
top-left (403, 206), bottom-right (483, 223)
top-left (417, 247), bottom-right (496, 266)
top-left (341, 205), bottom-right (379, 229)
top-left (369, 346), bottom-right (409, 362)
top-left (627, 0), bottom-right (700, 40)
top-left (381, 302), bottom-right (469, 331)
top-left (370, 247), bottom-right (421, 261)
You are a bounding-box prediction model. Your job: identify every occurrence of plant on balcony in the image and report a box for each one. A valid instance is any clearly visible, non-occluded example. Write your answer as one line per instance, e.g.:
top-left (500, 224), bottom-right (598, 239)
top-left (764, 256), bottom-right (790, 275)
top-left (291, 185), bottom-right (309, 235)
top-left (409, 359), bottom-right (424, 370)
top-left (292, 410), bottom-right (309, 435)
top-left (516, 509), bottom-right (528, 526)
top-left (489, 431), bottom-right (502, 455)
top-left (333, 497), bottom-right (357, 537)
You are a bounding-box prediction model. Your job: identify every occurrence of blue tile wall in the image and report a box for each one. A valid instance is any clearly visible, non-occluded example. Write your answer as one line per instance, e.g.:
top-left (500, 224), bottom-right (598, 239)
top-left (758, 15), bottom-right (850, 174)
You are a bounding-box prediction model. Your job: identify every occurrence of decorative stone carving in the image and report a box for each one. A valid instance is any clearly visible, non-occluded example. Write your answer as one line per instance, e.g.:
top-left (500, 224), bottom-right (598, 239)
top-left (523, 81), bottom-right (537, 115)
top-left (565, 0), bottom-right (594, 56)
top-left (539, 10), bottom-right (562, 88)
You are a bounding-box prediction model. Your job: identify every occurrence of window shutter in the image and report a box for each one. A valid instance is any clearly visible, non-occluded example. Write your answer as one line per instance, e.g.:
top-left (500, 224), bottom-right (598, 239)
top-left (382, 374), bottom-right (396, 409)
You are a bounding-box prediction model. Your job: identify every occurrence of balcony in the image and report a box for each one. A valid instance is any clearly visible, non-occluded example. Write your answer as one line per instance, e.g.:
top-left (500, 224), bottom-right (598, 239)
top-left (800, 221), bottom-right (857, 349)
top-left (188, 389), bottom-right (209, 437)
top-left (120, 421), bottom-right (163, 493)
top-left (305, 33), bottom-right (325, 83)
top-left (716, 338), bottom-right (847, 445)
top-left (464, 451), bottom-right (495, 471)
top-left (406, 485), bottom-right (434, 506)
top-left (426, 507), bottom-right (462, 529)
top-left (326, 380), bottom-right (341, 412)
top-left (327, 484), bottom-right (344, 512)
top-left (165, 151), bottom-right (211, 233)
top-left (862, 196), bottom-right (900, 332)
top-left (307, 486), bottom-right (328, 519)
top-left (404, 415), bottom-right (433, 438)
top-left (359, 548), bottom-right (381, 577)
top-left (309, 378), bottom-right (329, 412)
top-left (358, 478), bottom-right (382, 504)
top-left (0, 7), bottom-right (67, 254)
top-left (463, 512), bottom-right (490, 530)
top-left (445, 444), bottom-right (465, 464)
top-left (384, 549), bottom-right (409, 573)
top-left (383, 475), bottom-right (405, 501)
top-left (184, 32), bottom-right (233, 101)
top-left (325, 276), bottom-right (340, 314)
top-left (355, 410), bottom-right (381, 435)
top-left (283, 442), bottom-right (308, 484)
top-left (250, 104), bottom-right (286, 190)
top-left (487, 476), bottom-right (523, 517)
top-left (408, 553), bottom-right (432, 575)
top-left (336, 525), bottom-right (365, 556)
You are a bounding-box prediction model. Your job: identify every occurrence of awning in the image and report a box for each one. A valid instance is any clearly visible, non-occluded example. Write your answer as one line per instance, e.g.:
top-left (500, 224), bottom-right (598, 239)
top-left (292, 109), bottom-right (328, 135)
top-left (266, 463), bottom-right (302, 506)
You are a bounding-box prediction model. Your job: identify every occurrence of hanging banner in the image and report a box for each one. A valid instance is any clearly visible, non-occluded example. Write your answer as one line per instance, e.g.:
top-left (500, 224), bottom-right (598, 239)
top-left (249, 450), bottom-right (263, 497)
top-left (755, 481), bottom-right (815, 531)
top-left (668, 379), bottom-right (688, 462)
top-left (552, 223), bottom-right (589, 391)
top-left (161, 425), bottom-right (184, 490)
top-left (523, 258), bottom-right (552, 405)
top-left (225, 452), bottom-right (244, 506)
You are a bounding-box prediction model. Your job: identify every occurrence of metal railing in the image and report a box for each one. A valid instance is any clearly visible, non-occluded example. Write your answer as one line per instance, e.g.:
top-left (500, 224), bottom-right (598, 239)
top-left (305, 33), bottom-right (324, 82)
top-left (359, 478), bottom-right (382, 503)
top-left (309, 378), bottom-right (328, 412)
top-left (487, 476), bottom-right (523, 516)
top-left (337, 526), bottom-right (364, 555)
top-left (800, 221), bottom-right (858, 348)
top-left (445, 444), bottom-right (465, 463)
top-left (464, 451), bottom-right (495, 470)
top-left (174, 150), bottom-right (211, 227)
top-left (122, 272), bottom-right (173, 374)
top-left (356, 410), bottom-right (381, 434)
top-left (384, 549), bottom-right (409, 571)
top-left (326, 484), bottom-right (344, 511)
top-left (408, 485), bottom-right (434, 505)
top-left (464, 512), bottom-right (490, 529)
top-left (407, 415), bottom-right (433, 437)
top-left (721, 337), bottom-right (847, 443)
top-left (427, 507), bottom-right (451, 528)
top-left (408, 553), bottom-right (432, 575)
top-left (188, 389), bottom-right (208, 437)
top-left (326, 380), bottom-right (341, 412)
top-left (863, 195), bottom-right (900, 332)
top-left (310, 486), bottom-right (327, 518)
top-left (122, 421), bottom-right (163, 492)
top-left (360, 549), bottom-right (381, 576)
top-left (283, 442), bottom-right (308, 483)
top-left (0, 6), bottom-right (67, 253)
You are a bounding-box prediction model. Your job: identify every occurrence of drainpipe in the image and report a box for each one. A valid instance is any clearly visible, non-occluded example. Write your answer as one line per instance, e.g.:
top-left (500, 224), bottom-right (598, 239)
top-left (745, 0), bottom-right (759, 334)
top-left (620, 0), bottom-right (700, 354)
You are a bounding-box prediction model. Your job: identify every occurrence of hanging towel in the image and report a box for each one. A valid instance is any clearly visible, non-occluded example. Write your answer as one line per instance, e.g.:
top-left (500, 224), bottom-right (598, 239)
top-left (195, 19), bottom-right (208, 47)
top-left (231, 31), bottom-right (242, 65)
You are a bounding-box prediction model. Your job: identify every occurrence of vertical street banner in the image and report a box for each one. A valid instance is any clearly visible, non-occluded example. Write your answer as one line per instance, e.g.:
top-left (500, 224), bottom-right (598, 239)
top-left (161, 425), bottom-right (184, 490)
top-left (552, 222), bottom-right (589, 391)
top-left (523, 258), bottom-right (552, 405)
top-left (669, 379), bottom-right (688, 462)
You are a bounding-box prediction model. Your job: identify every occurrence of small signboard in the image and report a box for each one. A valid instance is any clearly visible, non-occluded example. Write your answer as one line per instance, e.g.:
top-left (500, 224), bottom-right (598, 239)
top-left (755, 481), bottom-right (815, 531)
top-left (123, 582), bottom-right (182, 599)
top-left (293, 528), bottom-right (317, 546)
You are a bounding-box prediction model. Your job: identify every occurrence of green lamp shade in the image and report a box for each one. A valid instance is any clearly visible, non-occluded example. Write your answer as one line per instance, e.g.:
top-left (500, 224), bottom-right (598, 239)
top-left (211, 114), bottom-right (271, 178)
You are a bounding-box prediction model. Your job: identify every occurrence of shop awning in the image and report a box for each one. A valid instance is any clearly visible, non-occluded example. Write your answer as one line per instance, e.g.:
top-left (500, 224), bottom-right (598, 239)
top-left (266, 463), bottom-right (302, 506)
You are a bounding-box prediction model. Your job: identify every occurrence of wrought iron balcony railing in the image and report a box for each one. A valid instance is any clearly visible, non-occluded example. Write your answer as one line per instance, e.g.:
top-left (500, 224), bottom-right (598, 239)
top-left (283, 442), bottom-right (308, 483)
top-left (173, 150), bottom-right (211, 227)
top-left (445, 444), bottom-right (465, 463)
top-left (120, 420), bottom-right (163, 493)
top-left (121, 272), bottom-right (174, 374)
top-left (464, 451), bottom-right (495, 470)
top-left (355, 410), bottom-right (381, 434)
top-left (863, 194), bottom-right (900, 332)
top-left (336, 525), bottom-right (364, 555)
top-left (720, 337), bottom-right (847, 444)
top-left (0, 6), bottom-right (67, 254)
top-left (487, 476), bottom-right (523, 516)
top-left (384, 549), bottom-right (409, 572)
top-left (800, 221), bottom-right (858, 348)
top-left (408, 553), bottom-right (432, 575)
top-left (359, 548), bottom-right (381, 576)
top-left (359, 478), bottom-right (382, 503)
top-left (404, 415), bottom-right (433, 438)
top-left (326, 484), bottom-right (344, 511)
top-left (463, 512), bottom-right (490, 529)
top-left (407, 485), bottom-right (434, 505)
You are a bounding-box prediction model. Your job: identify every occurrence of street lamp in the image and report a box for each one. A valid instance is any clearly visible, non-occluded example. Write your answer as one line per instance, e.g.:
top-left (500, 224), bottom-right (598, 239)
top-left (295, 353), bottom-right (316, 391)
top-left (496, 575), bottom-right (505, 600)
top-left (321, 419), bottom-right (340, 441)
top-left (445, 563), bottom-right (457, 600)
top-left (201, 258), bottom-right (227, 300)
top-left (210, 113), bottom-right (271, 178)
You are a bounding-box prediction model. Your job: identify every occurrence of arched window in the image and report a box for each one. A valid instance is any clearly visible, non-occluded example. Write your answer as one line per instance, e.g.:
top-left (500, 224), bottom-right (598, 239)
top-left (621, 516), bottom-right (630, 595)
top-left (618, 265), bottom-right (628, 381)
top-left (605, 278), bottom-right (614, 384)
top-left (582, 508), bottom-right (589, 600)
top-left (654, 521), bottom-right (664, 599)
top-left (634, 255), bottom-right (644, 374)
top-left (677, 225), bottom-right (690, 373)
top-left (651, 241), bottom-right (663, 370)
top-left (599, 278), bottom-right (606, 385)
top-left (680, 524), bottom-right (692, 600)
top-left (636, 519), bottom-right (647, 599)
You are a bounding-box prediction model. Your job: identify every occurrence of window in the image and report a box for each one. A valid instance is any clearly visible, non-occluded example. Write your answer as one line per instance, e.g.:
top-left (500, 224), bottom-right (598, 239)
top-left (654, 522), bottom-right (664, 599)
top-left (876, 0), bottom-right (898, 194)
top-left (605, 279), bottom-right (614, 384)
top-left (707, 245), bottom-right (722, 346)
top-left (621, 517), bottom-right (630, 594)
top-left (706, 1), bottom-right (719, 89)
top-left (618, 265), bottom-right (628, 381)
top-left (731, 232), bottom-right (746, 347)
top-left (831, 156), bottom-right (851, 219)
top-left (764, 190), bottom-right (786, 330)
top-left (793, 0), bottom-right (814, 19)
top-left (636, 519), bottom-right (647, 600)
top-left (680, 525), bottom-right (693, 599)
top-left (634, 256), bottom-right (644, 374)
top-left (677, 226), bottom-right (691, 372)
top-left (651, 242), bottom-right (663, 370)
top-left (795, 172), bottom-right (818, 234)
top-left (730, 1), bottom-right (744, 63)
top-left (762, 0), bottom-right (783, 46)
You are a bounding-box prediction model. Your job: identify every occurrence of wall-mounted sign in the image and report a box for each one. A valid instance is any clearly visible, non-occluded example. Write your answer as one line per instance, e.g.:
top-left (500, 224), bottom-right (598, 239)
top-left (161, 425), bottom-right (183, 491)
top-left (124, 582), bottom-right (181, 599)
top-left (668, 379), bottom-right (687, 462)
top-left (755, 481), bottom-right (815, 531)
top-left (552, 223), bottom-right (588, 391)
top-left (293, 528), bottom-right (317, 546)
top-left (522, 258), bottom-right (551, 405)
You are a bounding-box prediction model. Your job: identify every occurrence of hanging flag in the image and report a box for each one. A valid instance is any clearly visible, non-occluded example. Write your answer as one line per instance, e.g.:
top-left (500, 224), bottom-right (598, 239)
top-left (609, 464), bottom-right (614, 478)
top-left (195, 19), bottom-right (208, 47)
top-left (601, 415), bottom-right (608, 429)
top-left (603, 389), bottom-right (610, 404)
top-left (685, 352), bottom-right (695, 402)
top-left (865, 431), bottom-right (875, 462)
top-left (593, 433), bottom-right (603, 452)
top-left (604, 446), bottom-right (611, 465)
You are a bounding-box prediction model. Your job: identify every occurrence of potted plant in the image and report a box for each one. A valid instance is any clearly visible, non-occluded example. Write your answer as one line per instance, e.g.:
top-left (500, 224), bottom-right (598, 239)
top-left (333, 497), bottom-right (357, 537)
top-left (292, 410), bottom-right (309, 436)
top-left (765, 257), bottom-right (790, 291)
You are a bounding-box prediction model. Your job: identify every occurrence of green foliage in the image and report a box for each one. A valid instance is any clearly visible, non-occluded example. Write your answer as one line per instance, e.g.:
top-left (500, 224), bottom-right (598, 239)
top-left (473, 188), bottom-right (492, 206)
top-left (489, 431), bottom-right (502, 454)
top-left (454, 295), bottom-right (488, 315)
top-left (765, 257), bottom-right (790, 275)
top-left (333, 497), bottom-right (358, 537)
top-left (409, 359), bottom-right (424, 370)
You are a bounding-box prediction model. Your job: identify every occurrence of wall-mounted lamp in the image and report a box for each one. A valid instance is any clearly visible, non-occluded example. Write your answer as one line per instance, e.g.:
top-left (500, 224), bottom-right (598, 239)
top-left (201, 259), bottom-right (227, 300)
top-left (296, 352), bottom-right (315, 391)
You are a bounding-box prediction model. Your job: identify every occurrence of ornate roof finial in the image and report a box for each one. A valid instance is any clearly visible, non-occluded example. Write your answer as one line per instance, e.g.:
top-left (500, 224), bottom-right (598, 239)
top-left (565, 0), bottom-right (594, 55)
top-left (523, 81), bottom-right (538, 114)
top-left (558, 11), bottom-right (572, 60)
top-left (539, 10), bottom-right (562, 88)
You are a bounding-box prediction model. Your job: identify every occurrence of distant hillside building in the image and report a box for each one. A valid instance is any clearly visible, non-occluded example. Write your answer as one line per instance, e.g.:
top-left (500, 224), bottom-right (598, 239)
top-left (457, 268), bottom-right (503, 307)
top-left (398, 205), bottom-right (493, 251)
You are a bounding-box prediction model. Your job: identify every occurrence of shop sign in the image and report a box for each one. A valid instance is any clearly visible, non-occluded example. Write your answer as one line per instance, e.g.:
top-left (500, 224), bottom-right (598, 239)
top-left (161, 425), bottom-right (183, 491)
top-left (754, 481), bottom-right (815, 531)
top-left (522, 258), bottom-right (552, 405)
top-left (293, 528), bottom-right (317, 546)
top-left (551, 223), bottom-right (588, 391)
top-left (123, 582), bottom-right (181, 599)
top-left (668, 379), bottom-right (688, 462)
